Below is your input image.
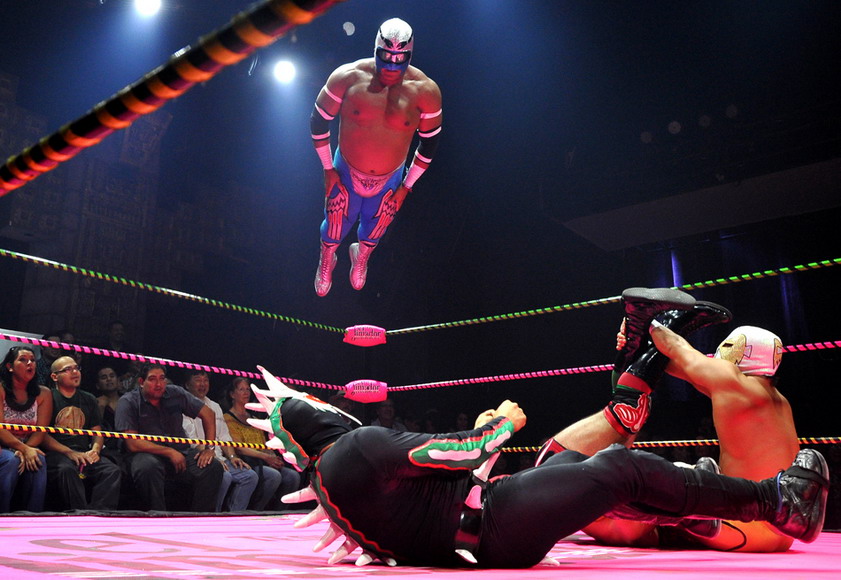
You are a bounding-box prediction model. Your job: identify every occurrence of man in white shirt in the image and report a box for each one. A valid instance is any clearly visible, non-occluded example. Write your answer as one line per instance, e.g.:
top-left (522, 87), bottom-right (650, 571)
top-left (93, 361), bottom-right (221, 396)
top-left (182, 370), bottom-right (257, 511)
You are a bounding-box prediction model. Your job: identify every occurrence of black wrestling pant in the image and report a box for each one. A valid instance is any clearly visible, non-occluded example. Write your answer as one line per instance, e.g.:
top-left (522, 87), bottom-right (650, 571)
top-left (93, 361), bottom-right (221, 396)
top-left (476, 444), bottom-right (776, 568)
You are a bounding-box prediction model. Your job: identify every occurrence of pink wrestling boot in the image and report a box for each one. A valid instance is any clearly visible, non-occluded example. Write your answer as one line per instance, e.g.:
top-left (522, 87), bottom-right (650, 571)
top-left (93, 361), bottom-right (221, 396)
top-left (315, 242), bottom-right (338, 297)
top-left (349, 242), bottom-right (375, 290)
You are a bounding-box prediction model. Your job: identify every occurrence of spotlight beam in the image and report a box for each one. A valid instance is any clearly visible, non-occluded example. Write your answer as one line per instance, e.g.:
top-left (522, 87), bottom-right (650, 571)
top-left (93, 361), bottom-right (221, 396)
top-left (0, 0), bottom-right (346, 196)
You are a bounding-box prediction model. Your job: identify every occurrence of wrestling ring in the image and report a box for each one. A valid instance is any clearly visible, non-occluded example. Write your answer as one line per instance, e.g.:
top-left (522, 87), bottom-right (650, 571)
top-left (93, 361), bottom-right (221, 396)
top-left (1, 0), bottom-right (839, 578)
top-left (2, 242), bottom-right (840, 579)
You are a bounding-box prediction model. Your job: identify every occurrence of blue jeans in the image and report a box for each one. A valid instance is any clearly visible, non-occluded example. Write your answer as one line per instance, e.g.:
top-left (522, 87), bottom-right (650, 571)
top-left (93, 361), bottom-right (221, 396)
top-left (6, 451), bottom-right (47, 512)
top-left (216, 460), bottom-right (259, 511)
top-left (249, 464), bottom-right (301, 510)
top-left (0, 449), bottom-right (20, 513)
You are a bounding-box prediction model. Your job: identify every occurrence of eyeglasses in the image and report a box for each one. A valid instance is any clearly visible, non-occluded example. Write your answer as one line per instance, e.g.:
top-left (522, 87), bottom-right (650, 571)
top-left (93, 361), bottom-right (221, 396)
top-left (56, 365), bottom-right (81, 374)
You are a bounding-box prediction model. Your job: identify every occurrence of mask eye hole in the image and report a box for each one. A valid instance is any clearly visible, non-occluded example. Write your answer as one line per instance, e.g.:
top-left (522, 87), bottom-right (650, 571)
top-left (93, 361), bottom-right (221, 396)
top-left (377, 48), bottom-right (410, 64)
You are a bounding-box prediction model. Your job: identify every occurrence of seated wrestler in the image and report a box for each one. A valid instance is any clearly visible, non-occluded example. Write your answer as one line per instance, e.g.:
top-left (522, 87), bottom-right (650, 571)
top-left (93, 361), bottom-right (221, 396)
top-left (238, 360), bottom-right (828, 569)
top-left (544, 287), bottom-right (804, 551)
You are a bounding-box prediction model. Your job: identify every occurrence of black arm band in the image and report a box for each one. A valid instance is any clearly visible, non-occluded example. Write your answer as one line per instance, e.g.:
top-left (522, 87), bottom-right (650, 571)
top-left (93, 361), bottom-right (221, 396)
top-left (416, 126), bottom-right (442, 162)
top-left (310, 105), bottom-right (332, 140)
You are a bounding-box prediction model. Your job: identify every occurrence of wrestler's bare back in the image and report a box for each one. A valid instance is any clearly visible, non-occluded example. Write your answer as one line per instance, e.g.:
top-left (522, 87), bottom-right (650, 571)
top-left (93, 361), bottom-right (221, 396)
top-left (707, 376), bottom-right (800, 480)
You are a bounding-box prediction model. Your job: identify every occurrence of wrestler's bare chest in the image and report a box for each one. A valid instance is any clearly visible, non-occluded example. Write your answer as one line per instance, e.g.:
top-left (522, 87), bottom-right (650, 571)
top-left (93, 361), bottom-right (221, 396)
top-left (342, 83), bottom-right (419, 132)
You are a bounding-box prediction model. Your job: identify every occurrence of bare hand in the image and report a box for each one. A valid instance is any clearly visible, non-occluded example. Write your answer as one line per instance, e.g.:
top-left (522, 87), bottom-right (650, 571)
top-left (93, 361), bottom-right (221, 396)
top-left (68, 451), bottom-right (91, 468)
top-left (473, 409), bottom-right (496, 429)
top-left (168, 449), bottom-right (187, 473)
top-left (323, 169), bottom-right (348, 203)
top-left (21, 445), bottom-right (45, 472)
top-left (13, 450), bottom-right (25, 474)
top-left (229, 456), bottom-right (249, 470)
top-left (394, 184), bottom-right (410, 212)
top-left (84, 449), bottom-right (101, 464)
top-left (197, 448), bottom-right (215, 468)
top-left (263, 453), bottom-right (286, 469)
top-left (492, 400), bottom-right (527, 432)
top-left (616, 318), bottom-right (627, 351)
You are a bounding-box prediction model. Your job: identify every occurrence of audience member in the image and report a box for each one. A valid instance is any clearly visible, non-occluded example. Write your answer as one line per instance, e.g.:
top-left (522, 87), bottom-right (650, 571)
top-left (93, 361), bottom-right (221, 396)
top-left (451, 410), bottom-right (471, 432)
top-left (182, 370), bottom-right (257, 512)
top-left (35, 331), bottom-right (63, 388)
top-left (401, 408), bottom-right (421, 432)
top-left (95, 367), bottom-right (119, 430)
top-left (40, 356), bottom-right (121, 510)
top-left (223, 377), bottom-right (300, 509)
top-left (94, 366), bottom-right (122, 462)
top-left (422, 407), bottom-right (443, 433)
top-left (0, 346), bottom-right (51, 511)
top-left (58, 330), bottom-right (83, 366)
top-left (93, 321), bottom-right (139, 385)
top-left (118, 359), bottom-right (142, 395)
top-left (115, 363), bottom-right (223, 512)
top-left (328, 392), bottom-right (358, 424)
top-left (370, 397), bottom-right (406, 431)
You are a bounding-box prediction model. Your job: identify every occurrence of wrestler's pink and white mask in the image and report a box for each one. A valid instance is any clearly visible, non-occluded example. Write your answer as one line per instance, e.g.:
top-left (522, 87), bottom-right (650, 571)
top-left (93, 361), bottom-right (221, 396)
top-left (714, 325), bottom-right (783, 376)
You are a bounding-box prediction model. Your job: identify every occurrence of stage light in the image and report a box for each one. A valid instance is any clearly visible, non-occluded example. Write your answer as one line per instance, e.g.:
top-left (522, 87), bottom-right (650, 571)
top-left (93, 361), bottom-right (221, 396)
top-left (273, 60), bottom-right (296, 84)
top-left (135, 0), bottom-right (162, 17)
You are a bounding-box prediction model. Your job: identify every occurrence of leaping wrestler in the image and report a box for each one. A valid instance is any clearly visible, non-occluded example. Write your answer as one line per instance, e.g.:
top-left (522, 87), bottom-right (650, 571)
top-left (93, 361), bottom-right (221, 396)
top-left (309, 17), bottom-right (442, 296)
top-left (243, 288), bottom-right (828, 568)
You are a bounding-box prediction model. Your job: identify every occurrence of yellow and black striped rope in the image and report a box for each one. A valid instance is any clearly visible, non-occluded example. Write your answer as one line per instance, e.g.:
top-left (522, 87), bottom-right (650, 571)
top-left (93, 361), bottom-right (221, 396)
top-left (5, 423), bottom-right (837, 454)
top-left (0, 423), bottom-right (269, 450)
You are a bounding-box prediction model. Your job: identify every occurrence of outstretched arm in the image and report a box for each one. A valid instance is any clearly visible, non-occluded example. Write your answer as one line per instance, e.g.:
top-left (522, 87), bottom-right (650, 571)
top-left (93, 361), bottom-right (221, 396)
top-left (650, 324), bottom-right (742, 396)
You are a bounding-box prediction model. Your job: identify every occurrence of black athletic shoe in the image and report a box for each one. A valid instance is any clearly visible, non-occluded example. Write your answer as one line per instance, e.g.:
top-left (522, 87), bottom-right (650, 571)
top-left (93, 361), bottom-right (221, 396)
top-left (620, 287), bottom-right (696, 357)
top-left (657, 300), bottom-right (733, 337)
top-left (771, 449), bottom-right (830, 543)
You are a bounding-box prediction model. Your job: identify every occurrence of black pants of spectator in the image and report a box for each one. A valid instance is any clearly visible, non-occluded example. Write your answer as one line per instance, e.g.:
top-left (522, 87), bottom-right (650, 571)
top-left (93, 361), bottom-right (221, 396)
top-left (45, 451), bottom-right (121, 510)
top-left (125, 448), bottom-right (223, 512)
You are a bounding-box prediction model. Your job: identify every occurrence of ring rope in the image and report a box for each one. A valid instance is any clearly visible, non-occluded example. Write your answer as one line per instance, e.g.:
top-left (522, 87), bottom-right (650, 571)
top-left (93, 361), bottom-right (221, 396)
top-left (389, 341), bottom-right (841, 391)
top-left (505, 436), bottom-right (841, 453)
top-left (0, 423), bottom-right (268, 450)
top-left (2, 248), bottom-right (838, 337)
top-left (0, 249), bottom-right (343, 334)
top-left (0, 331), bottom-right (344, 392)
top-left (386, 258), bottom-right (841, 335)
top-left (0, 0), bottom-right (345, 196)
top-left (388, 365), bottom-right (614, 392)
top-left (3, 423), bottom-right (837, 454)
top-left (4, 330), bottom-right (839, 393)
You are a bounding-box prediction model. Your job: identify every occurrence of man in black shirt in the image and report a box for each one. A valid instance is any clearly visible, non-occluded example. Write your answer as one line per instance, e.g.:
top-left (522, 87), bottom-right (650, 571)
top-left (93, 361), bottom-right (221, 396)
top-left (41, 356), bottom-right (121, 510)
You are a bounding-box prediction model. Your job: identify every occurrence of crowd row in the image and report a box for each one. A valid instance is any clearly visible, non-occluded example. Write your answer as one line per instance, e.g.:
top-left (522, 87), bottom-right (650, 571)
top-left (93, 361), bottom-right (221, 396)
top-left (0, 344), bottom-right (310, 513)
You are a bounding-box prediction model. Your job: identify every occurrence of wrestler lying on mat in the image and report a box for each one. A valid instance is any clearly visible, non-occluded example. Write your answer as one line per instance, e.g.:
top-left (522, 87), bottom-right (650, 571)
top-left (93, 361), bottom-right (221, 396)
top-left (239, 287), bottom-right (828, 568)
